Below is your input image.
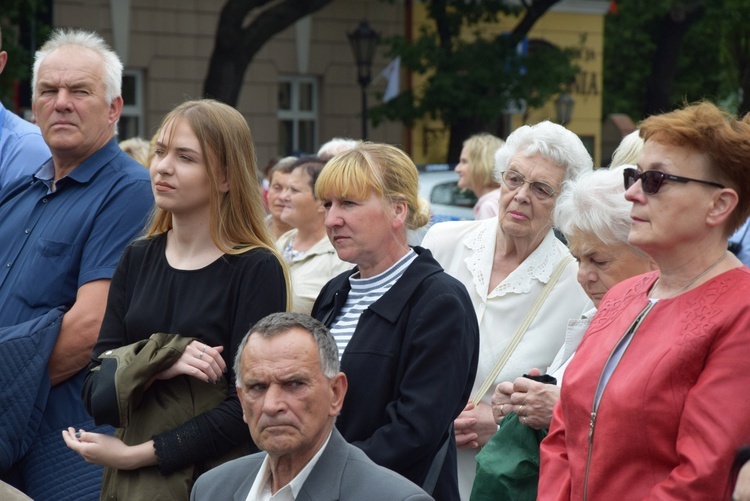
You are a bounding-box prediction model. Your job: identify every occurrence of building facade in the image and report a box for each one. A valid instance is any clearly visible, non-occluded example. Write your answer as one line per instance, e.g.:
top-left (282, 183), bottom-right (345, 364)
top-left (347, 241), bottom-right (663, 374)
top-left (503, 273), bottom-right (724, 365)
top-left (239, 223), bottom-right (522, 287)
top-left (43, 0), bottom-right (608, 166)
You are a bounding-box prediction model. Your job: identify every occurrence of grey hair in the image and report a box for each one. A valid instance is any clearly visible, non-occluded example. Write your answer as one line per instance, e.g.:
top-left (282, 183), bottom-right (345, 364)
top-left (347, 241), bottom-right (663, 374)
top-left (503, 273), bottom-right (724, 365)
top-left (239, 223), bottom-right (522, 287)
top-left (610, 130), bottom-right (644, 168)
top-left (553, 165), bottom-right (644, 251)
top-left (494, 121), bottom-right (593, 185)
top-left (33, 28), bottom-right (122, 105)
top-left (317, 137), bottom-right (361, 161)
top-left (234, 312), bottom-right (340, 385)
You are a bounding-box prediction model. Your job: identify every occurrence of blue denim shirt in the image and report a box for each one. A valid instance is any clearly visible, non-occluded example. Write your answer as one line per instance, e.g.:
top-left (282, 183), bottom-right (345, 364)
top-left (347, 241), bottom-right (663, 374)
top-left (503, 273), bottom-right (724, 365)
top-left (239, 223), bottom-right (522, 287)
top-left (0, 102), bottom-right (50, 190)
top-left (0, 137), bottom-right (153, 327)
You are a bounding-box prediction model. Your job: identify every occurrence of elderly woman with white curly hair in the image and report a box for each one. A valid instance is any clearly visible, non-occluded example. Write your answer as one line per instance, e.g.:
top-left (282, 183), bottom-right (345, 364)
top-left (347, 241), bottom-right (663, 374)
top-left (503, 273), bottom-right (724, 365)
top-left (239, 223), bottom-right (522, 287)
top-left (422, 121), bottom-right (594, 498)
top-left (491, 164), bottom-right (657, 425)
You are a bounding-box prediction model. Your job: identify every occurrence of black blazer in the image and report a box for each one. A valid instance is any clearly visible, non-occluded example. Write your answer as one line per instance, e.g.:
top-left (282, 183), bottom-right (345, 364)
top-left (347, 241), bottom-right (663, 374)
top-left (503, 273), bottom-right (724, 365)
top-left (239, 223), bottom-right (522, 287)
top-left (312, 247), bottom-right (479, 501)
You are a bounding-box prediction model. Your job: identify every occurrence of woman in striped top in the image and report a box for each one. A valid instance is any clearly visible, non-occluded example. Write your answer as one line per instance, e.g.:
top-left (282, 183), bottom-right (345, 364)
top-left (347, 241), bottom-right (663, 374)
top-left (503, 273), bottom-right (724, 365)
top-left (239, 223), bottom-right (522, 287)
top-left (311, 142), bottom-right (479, 501)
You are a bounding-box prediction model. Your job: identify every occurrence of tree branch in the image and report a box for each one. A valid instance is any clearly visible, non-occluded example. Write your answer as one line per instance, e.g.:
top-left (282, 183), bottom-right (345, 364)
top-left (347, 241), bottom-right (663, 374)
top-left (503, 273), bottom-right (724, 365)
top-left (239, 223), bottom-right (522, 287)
top-left (509, 0), bottom-right (561, 47)
top-left (204, 0), bottom-right (334, 104)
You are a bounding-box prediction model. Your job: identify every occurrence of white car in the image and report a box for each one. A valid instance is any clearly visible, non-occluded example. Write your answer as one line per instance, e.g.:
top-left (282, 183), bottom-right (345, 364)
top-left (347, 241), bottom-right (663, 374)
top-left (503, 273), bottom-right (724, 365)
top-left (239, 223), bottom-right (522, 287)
top-left (418, 165), bottom-right (476, 223)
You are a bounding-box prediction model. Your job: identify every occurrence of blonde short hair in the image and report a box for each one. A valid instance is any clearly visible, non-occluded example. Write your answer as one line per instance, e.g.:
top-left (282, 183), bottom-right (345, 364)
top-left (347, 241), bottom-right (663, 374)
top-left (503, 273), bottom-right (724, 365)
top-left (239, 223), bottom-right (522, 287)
top-left (315, 142), bottom-right (430, 230)
top-left (462, 133), bottom-right (504, 190)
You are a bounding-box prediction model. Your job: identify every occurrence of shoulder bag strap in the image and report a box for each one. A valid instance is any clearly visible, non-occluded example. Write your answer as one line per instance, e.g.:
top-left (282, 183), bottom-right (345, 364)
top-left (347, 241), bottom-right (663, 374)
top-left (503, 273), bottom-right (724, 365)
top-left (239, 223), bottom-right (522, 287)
top-left (421, 425), bottom-right (452, 495)
top-left (471, 254), bottom-right (573, 405)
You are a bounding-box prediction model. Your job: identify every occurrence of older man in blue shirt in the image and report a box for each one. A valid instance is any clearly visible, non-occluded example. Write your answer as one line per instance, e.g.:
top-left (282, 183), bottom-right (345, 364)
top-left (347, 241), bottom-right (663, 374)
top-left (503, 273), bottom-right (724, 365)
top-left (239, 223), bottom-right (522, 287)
top-left (0, 29), bottom-right (153, 500)
top-left (0, 27), bottom-right (50, 189)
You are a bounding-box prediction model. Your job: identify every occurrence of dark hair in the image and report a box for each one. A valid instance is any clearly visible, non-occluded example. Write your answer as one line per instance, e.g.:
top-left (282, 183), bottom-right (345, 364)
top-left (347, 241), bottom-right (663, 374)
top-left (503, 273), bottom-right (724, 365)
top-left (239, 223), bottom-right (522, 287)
top-left (291, 156), bottom-right (327, 197)
top-left (262, 156), bottom-right (281, 177)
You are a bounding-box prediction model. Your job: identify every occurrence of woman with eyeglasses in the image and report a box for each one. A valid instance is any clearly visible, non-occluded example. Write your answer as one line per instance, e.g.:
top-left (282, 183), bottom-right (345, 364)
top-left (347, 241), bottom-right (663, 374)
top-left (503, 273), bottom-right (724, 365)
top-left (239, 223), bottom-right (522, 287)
top-left (422, 121), bottom-right (593, 499)
top-left (538, 102), bottom-right (750, 500)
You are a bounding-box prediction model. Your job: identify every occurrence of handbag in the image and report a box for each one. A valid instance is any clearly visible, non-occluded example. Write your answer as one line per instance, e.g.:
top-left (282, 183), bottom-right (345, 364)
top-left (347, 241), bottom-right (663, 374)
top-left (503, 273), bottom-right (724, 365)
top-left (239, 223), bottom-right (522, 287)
top-left (470, 412), bottom-right (547, 501)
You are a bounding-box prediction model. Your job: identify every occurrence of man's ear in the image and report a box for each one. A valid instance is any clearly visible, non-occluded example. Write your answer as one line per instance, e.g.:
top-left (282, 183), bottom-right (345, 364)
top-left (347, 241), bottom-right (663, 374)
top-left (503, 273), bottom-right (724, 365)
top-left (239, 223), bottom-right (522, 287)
top-left (707, 188), bottom-right (739, 230)
top-left (328, 372), bottom-right (348, 417)
top-left (108, 95), bottom-right (124, 127)
top-left (0, 51), bottom-right (8, 74)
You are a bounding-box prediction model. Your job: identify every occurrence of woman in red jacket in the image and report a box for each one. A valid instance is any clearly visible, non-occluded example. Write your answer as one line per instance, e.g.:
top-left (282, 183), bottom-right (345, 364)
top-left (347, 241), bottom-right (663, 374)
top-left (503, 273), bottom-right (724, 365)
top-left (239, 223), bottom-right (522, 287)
top-left (538, 102), bottom-right (750, 500)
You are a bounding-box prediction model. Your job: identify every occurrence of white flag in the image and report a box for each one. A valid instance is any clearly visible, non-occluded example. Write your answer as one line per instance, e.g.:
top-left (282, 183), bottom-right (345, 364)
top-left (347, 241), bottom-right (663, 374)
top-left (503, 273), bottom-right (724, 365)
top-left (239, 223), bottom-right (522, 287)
top-left (377, 56), bottom-right (401, 103)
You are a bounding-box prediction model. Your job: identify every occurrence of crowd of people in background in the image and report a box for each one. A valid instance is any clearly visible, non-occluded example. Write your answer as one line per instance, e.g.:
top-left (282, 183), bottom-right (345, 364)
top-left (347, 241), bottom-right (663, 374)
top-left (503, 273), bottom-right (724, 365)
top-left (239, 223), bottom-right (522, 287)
top-left (2, 26), bottom-right (750, 501)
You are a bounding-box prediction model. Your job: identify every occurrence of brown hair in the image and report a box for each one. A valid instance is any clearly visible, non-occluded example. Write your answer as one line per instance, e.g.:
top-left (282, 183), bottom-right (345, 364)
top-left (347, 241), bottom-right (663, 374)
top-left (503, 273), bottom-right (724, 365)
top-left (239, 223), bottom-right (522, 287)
top-left (291, 156), bottom-right (327, 196)
top-left (146, 99), bottom-right (290, 305)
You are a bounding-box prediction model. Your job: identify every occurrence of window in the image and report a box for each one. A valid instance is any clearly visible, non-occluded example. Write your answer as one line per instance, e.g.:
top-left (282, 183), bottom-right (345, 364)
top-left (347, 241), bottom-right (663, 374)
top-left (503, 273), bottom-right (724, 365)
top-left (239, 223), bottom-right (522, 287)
top-left (118, 70), bottom-right (144, 140)
top-left (278, 77), bottom-right (318, 155)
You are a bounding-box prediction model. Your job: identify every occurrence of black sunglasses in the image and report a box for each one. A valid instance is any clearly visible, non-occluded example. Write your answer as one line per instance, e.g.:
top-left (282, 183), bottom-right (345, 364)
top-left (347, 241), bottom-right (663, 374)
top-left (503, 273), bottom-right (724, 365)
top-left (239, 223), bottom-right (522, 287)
top-left (623, 167), bottom-right (724, 195)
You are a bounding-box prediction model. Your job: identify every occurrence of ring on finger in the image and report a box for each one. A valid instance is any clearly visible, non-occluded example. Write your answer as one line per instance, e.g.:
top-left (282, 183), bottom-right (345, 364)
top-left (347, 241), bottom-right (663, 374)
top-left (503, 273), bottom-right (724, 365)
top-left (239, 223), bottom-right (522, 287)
top-left (199, 344), bottom-right (207, 359)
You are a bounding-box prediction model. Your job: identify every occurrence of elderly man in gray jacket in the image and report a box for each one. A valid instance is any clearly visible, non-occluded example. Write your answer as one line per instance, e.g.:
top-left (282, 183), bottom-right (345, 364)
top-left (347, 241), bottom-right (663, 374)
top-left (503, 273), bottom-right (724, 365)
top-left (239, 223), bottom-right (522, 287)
top-left (191, 312), bottom-right (432, 501)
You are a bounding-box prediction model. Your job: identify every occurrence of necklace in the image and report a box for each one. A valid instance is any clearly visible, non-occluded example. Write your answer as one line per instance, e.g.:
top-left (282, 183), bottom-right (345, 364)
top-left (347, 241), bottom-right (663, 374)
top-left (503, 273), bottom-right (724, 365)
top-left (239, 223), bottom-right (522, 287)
top-left (282, 235), bottom-right (305, 263)
top-left (649, 251), bottom-right (728, 299)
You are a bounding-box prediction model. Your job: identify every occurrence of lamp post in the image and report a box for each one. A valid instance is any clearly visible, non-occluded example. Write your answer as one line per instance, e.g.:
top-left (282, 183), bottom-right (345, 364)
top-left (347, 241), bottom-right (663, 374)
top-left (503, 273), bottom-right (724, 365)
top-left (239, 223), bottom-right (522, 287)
top-left (555, 90), bottom-right (575, 126)
top-left (348, 20), bottom-right (380, 140)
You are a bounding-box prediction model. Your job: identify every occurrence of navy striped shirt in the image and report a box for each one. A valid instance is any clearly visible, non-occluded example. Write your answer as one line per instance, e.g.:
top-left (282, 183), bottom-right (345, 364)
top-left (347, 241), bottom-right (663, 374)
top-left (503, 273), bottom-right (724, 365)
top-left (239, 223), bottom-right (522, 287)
top-left (330, 250), bottom-right (418, 358)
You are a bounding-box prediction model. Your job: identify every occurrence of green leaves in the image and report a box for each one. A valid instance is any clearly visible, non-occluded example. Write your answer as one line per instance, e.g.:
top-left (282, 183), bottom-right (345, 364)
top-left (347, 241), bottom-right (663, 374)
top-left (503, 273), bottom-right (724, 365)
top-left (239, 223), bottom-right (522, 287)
top-left (0, 0), bottom-right (49, 105)
top-left (603, 0), bottom-right (750, 119)
top-left (370, 0), bottom-right (574, 136)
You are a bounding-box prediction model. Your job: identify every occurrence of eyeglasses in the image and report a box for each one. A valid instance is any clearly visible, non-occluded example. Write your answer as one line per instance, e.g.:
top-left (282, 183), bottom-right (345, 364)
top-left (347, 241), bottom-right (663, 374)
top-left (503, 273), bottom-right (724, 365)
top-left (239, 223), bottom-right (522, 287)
top-left (500, 170), bottom-right (559, 200)
top-left (623, 167), bottom-right (724, 195)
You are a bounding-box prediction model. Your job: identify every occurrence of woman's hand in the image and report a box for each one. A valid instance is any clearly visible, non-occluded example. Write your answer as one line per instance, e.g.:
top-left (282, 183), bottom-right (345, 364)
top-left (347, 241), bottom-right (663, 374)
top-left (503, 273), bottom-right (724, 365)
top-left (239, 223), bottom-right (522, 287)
top-left (510, 376), bottom-right (560, 430)
top-left (491, 380), bottom-right (514, 424)
top-left (492, 368), bottom-right (560, 430)
top-left (153, 340), bottom-right (226, 384)
top-left (62, 428), bottom-right (156, 470)
top-left (454, 401), bottom-right (498, 449)
top-left (734, 461), bottom-right (750, 501)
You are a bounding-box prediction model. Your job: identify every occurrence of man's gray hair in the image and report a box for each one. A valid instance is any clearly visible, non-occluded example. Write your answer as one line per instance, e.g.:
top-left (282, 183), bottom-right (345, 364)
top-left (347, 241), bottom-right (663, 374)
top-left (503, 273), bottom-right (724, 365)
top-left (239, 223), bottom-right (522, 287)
top-left (494, 120), bottom-right (593, 186)
top-left (234, 312), bottom-right (340, 385)
top-left (554, 165), bottom-right (646, 254)
top-left (32, 28), bottom-right (122, 105)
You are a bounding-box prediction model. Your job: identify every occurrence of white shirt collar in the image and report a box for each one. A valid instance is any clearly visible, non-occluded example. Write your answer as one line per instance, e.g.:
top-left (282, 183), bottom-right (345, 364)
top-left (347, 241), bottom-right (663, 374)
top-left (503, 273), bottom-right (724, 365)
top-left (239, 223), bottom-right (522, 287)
top-left (246, 430), bottom-right (332, 501)
top-left (464, 220), bottom-right (568, 298)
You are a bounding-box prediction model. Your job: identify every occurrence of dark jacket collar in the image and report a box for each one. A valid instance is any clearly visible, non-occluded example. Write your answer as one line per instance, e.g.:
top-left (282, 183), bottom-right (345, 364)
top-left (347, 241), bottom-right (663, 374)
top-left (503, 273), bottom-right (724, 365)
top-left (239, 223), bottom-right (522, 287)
top-left (322, 246), bottom-right (444, 324)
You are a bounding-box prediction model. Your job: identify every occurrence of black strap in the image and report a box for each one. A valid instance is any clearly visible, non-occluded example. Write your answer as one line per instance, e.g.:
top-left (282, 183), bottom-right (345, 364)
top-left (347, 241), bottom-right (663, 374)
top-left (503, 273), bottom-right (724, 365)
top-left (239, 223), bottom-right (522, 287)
top-left (422, 426), bottom-right (452, 495)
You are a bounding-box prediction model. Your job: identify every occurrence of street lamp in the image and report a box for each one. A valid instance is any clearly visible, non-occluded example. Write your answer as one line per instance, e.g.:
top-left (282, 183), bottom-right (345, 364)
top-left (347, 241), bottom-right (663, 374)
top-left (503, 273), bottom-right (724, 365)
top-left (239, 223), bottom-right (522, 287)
top-left (348, 20), bottom-right (380, 140)
top-left (555, 90), bottom-right (575, 126)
